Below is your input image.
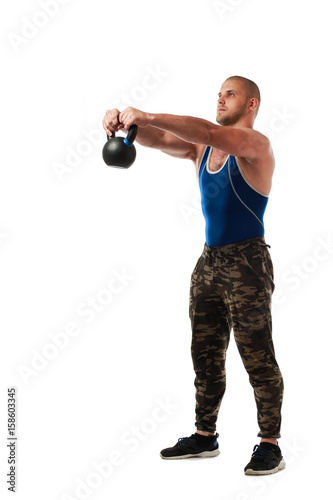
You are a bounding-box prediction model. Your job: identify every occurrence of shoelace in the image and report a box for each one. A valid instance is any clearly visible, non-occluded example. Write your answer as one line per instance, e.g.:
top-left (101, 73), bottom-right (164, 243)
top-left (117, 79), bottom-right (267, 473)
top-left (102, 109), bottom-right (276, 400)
top-left (251, 444), bottom-right (275, 461)
top-left (177, 434), bottom-right (218, 446)
top-left (177, 437), bottom-right (191, 445)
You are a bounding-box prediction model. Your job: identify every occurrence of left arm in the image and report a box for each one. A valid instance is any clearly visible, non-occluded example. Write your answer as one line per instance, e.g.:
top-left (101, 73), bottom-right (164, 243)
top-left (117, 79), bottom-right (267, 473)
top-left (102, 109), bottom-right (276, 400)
top-left (119, 108), bottom-right (272, 164)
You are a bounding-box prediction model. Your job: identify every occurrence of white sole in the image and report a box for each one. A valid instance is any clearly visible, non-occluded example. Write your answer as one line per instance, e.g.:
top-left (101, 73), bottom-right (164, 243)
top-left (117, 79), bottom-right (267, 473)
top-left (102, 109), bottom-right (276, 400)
top-left (160, 449), bottom-right (220, 460)
top-left (245, 459), bottom-right (286, 475)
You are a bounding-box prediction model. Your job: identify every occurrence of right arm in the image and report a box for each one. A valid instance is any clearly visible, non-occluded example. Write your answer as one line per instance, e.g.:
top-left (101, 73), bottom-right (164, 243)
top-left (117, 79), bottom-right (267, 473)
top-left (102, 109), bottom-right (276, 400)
top-left (102, 108), bottom-right (198, 162)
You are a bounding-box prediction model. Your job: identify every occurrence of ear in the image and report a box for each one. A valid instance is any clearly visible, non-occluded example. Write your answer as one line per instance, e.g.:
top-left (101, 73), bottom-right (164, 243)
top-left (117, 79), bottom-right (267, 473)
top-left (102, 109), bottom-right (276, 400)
top-left (249, 97), bottom-right (259, 112)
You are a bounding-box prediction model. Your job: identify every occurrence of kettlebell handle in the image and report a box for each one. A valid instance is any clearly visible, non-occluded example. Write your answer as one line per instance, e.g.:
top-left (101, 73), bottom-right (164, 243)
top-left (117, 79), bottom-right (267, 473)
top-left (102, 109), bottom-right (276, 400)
top-left (107, 124), bottom-right (138, 145)
top-left (109, 112), bottom-right (122, 138)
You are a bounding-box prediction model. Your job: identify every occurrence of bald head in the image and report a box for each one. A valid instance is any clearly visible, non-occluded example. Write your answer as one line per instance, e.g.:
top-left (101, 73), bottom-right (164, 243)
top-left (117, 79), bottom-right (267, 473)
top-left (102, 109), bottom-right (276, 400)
top-left (224, 75), bottom-right (261, 116)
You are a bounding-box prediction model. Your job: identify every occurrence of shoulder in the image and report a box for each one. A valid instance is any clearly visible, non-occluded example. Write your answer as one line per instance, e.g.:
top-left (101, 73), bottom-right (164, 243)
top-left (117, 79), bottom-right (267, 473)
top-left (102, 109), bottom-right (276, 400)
top-left (235, 131), bottom-right (275, 195)
top-left (239, 130), bottom-right (275, 170)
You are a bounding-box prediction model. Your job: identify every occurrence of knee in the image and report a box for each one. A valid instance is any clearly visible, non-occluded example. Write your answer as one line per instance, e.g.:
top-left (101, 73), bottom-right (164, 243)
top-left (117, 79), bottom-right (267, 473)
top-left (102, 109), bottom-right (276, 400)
top-left (247, 363), bottom-right (283, 383)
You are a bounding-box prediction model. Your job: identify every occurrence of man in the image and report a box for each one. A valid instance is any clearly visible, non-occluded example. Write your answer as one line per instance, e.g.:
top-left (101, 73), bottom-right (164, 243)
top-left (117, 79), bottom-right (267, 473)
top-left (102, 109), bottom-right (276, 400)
top-left (102, 75), bottom-right (285, 475)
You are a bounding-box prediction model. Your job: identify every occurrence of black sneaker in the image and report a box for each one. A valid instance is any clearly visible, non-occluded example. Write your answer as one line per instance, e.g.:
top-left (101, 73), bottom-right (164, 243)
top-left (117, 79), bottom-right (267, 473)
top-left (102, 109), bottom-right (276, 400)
top-left (160, 433), bottom-right (220, 460)
top-left (244, 442), bottom-right (286, 475)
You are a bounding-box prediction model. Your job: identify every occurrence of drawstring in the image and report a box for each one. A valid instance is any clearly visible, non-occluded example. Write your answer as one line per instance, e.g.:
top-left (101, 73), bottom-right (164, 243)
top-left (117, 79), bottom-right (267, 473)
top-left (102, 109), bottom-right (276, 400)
top-left (204, 241), bottom-right (271, 263)
top-left (258, 242), bottom-right (271, 248)
top-left (205, 247), bottom-right (217, 265)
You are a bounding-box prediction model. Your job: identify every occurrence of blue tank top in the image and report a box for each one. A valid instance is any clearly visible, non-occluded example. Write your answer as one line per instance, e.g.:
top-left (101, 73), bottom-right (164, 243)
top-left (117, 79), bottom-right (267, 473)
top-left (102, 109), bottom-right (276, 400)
top-left (199, 146), bottom-right (269, 246)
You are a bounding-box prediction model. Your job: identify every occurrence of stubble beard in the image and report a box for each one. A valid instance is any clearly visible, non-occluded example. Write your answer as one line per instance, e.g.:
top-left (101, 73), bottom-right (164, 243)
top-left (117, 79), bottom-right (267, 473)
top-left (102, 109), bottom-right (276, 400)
top-left (216, 102), bottom-right (247, 126)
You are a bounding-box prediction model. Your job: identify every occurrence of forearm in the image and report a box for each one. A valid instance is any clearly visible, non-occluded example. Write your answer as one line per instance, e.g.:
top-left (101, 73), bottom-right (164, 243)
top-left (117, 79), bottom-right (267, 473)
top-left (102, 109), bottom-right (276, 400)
top-left (128, 124), bottom-right (166, 149)
top-left (147, 113), bottom-right (212, 145)
top-left (119, 121), bottom-right (196, 159)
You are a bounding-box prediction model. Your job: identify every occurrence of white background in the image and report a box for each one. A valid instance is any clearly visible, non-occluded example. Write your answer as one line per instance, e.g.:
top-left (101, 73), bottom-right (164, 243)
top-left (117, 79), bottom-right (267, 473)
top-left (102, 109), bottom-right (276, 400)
top-left (1, 0), bottom-right (332, 498)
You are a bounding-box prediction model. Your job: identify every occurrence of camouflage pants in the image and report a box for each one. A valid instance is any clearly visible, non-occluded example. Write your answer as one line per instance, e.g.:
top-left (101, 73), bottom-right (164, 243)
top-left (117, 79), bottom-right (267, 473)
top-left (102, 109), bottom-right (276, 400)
top-left (189, 236), bottom-right (284, 438)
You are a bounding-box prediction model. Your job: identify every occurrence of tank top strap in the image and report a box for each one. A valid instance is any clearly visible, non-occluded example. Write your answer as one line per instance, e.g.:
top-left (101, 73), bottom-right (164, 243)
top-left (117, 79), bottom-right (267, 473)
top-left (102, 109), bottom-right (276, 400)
top-left (198, 146), bottom-right (211, 176)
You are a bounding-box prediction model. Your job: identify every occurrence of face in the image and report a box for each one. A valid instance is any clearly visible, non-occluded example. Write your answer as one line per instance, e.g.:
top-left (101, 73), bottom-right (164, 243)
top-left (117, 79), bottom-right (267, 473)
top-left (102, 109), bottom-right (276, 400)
top-left (216, 80), bottom-right (249, 126)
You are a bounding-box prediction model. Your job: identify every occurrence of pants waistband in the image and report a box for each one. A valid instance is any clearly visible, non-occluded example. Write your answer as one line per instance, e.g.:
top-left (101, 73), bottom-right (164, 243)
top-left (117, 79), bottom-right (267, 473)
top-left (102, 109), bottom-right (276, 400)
top-left (203, 236), bottom-right (270, 256)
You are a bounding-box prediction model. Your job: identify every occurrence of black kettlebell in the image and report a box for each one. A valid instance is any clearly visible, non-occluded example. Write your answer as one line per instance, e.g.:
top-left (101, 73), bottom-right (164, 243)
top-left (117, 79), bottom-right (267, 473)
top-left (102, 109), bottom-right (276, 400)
top-left (102, 124), bottom-right (138, 169)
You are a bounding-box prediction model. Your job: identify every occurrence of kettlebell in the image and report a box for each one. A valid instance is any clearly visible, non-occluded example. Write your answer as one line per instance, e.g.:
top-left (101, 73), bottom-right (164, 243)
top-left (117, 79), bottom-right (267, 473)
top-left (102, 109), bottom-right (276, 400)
top-left (102, 124), bottom-right (138, 168)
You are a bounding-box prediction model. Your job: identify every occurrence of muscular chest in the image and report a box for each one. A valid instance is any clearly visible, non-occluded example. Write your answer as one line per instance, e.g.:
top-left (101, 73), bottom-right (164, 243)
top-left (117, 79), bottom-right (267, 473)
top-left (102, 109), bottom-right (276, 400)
top-left (208, 148), bottom-right (229, 171)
